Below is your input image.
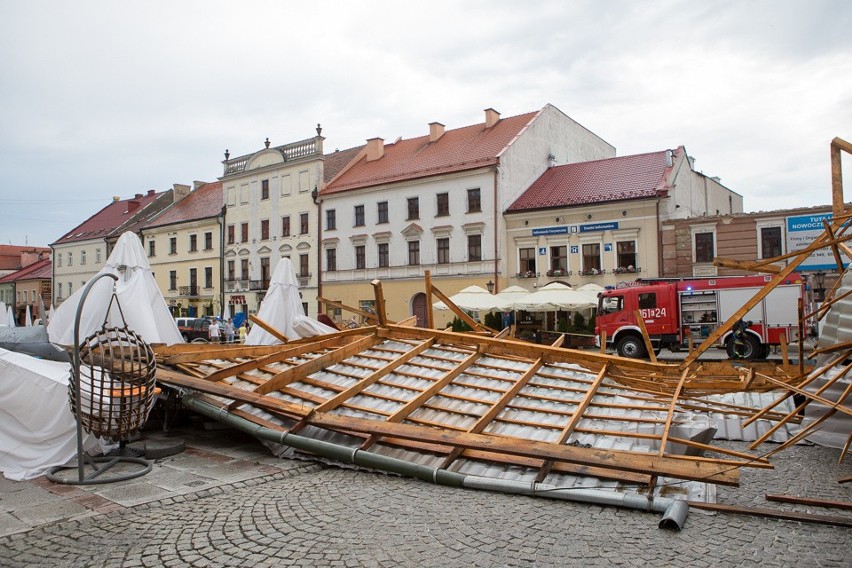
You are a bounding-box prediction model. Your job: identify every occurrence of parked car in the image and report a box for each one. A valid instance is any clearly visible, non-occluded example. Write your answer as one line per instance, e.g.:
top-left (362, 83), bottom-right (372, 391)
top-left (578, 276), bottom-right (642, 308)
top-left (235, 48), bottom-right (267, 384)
top-left (176, 317), bottom-right (224, 342)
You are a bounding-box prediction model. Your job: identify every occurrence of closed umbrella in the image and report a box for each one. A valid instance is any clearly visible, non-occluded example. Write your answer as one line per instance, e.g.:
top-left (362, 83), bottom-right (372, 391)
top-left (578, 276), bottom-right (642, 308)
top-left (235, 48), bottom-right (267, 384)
top-left (0, 302), bottom-right (6, 327)
top-left (25, 305), bottom-right (32, 327)
top-left (433, 285), bottom-right (512, 312)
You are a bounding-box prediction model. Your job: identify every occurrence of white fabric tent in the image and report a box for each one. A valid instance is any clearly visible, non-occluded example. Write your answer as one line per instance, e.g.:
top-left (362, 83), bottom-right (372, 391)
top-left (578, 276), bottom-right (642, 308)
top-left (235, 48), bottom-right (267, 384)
top-left (0, 348), bottom-right (113, 480)
top-left (24, 305), bottom-right (32, 327)
top-left (495, 285), bottom-right (531, 303)
top-left (49, 232), bottom-right (182, 346)
top-left (6, 306), bottom-right (15, 327)
top-left (433, 285), bottom-right (512, 312)
top-left (246, 258), bottom-right (336, 345)
top-left (0, 302), bottom-right (6, 327)
top-left (511, 282), bottom-right (596, 312)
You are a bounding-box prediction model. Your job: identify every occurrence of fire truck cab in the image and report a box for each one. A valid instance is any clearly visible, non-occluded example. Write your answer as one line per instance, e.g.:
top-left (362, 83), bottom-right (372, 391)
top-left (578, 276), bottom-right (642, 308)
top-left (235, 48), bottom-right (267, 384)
top-left (595, 274), bottom-right (804, 360)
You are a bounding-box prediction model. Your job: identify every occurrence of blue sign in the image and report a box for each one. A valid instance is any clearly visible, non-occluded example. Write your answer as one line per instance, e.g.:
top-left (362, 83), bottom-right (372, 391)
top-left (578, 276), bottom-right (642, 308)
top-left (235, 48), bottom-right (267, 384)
top-left (570, 245), bottom-right (579, 254)
top-left (538, 247), bottom-right (547, 256)
top-left (532, 226), bottom-right (568, 236)
top-left (787, 213), bottom-right (849, 270)
top-left (579, 222), bottom-right (618, 233)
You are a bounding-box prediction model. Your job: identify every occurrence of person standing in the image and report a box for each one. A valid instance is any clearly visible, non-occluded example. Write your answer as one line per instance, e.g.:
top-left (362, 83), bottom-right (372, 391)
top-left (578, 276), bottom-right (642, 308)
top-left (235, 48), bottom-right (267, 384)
top-left (224, 318), bottom-right (235, 344)
top-left (238, 323), bottom-right (247, 343)
top-left (208, 318), bottom-right (221, 343)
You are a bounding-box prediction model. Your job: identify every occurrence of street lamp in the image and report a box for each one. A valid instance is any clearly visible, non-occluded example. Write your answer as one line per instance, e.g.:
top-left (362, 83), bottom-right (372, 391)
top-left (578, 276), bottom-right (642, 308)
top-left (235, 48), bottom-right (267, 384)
top-left (486, 280), bottom-right (494, 294)
top-left (814, 271), bottom-right (826, 302)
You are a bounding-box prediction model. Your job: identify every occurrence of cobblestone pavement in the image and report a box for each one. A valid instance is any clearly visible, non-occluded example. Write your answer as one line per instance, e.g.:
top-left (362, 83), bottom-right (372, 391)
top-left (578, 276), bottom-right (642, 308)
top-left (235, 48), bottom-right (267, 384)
top-left (0, 435), bottom-right (849, 567)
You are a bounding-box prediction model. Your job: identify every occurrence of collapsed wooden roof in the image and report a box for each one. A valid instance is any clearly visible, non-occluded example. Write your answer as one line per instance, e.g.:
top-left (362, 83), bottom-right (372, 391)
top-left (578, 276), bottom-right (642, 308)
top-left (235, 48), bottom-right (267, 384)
top-left (154, 323), bottom-right (792, 490)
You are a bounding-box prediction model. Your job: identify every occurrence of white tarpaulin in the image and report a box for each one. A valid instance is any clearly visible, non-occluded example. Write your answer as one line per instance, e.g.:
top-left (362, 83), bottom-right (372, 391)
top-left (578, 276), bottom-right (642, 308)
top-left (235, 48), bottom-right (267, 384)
top-left (246, 258), bottom-right (335, 345)
top-left (49, 232), bottom-right (182, 347)
top-left (0, 348), bottom-right (113, 480)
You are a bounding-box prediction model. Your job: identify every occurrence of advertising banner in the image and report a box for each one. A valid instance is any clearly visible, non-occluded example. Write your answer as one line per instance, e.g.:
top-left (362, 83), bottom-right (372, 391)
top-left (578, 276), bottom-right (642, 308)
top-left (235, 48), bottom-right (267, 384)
top-left (786, 213), bottom-right (850, 270)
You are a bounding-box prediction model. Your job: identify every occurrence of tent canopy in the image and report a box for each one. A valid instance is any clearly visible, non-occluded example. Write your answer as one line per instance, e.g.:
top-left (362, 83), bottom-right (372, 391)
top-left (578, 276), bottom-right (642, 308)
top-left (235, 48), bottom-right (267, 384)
top-left (433, 285), bottom-right (512, 312)
top-left (511, 282), bottom-right (596, 312)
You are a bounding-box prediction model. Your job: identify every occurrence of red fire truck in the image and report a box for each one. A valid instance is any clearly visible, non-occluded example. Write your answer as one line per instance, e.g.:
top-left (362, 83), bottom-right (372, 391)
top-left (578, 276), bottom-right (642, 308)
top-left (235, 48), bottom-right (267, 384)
top-left (595, 273), bottom-right (805, 360)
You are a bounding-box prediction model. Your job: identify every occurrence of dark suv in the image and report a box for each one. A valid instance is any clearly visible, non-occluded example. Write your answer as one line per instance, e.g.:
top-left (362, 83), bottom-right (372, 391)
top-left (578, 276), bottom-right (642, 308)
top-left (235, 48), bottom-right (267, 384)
top-left (177, 318), bottom-right (224, 342)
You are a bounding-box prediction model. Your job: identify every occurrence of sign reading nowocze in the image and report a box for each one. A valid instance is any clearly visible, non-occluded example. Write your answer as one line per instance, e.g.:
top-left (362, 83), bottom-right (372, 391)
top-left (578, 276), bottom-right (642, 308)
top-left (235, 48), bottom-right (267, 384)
top-left (786, 213), bottom-right (850, 271)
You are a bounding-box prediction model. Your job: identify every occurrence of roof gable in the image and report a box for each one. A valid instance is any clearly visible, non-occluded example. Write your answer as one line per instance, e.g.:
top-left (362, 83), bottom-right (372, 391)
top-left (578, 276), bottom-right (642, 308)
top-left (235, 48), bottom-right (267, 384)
top-left (144, 182), bottom-right (224, 229)
top-left (322, 110), bottom-right (539, 195)
top-left (507, 148), bottom-right (681, 212)
top-left (0, 258), bottom-right (52, 282)
top-left (52, 191), bottom-right (166, 245)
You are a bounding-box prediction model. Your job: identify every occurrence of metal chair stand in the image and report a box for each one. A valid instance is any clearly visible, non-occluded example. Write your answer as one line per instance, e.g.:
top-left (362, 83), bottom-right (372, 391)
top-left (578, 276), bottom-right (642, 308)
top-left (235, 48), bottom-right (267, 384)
top-left (47, 273), bottom-right (157, 485)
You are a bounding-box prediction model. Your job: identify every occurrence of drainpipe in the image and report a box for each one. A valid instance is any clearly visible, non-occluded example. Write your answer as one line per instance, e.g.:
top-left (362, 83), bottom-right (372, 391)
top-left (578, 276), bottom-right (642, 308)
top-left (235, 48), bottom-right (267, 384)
top-left (218, 205), bottom-right (226, 318)
top-left (492, 168), bottom-right (499, 293)
top-left (182, 394), bottom-right (688, 530)
top-left (656, 199), bottom-right (663, 277)
top-left (313, 187), bottom-right (321, 317)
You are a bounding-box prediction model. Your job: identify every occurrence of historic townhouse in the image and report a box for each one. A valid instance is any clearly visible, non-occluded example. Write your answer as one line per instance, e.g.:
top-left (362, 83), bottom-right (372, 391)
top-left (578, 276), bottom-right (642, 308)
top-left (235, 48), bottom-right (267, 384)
top-left (0, 245), bottom-right (50, 308)
top-left (505, 146), bottom-right (742, 289)
top-left (0, 258), bottom-right (52, 324)
top-left (51, 189), bottom-right (174, 306)
top-left (220, 130), bottom-right (361, 319)
top-left (140, 181), bottom-right (224, 318)
top-left (319, 105), bottom-right (614, 327)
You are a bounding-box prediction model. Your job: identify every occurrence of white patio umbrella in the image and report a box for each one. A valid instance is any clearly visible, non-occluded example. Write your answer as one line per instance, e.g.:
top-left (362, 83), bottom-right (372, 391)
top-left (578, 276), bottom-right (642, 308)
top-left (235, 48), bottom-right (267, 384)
top-left (495, 285), bottom-right (531, 303)
top-left (25, 305), bottom-right (32, 326)
top-left (433, 285), bottom-right (512, 312)
top-left (0, 302), bottom-right (6, 326)
top-left (6, 306), bottom-right (15, 327)
top-left (511, 282), bottom-right (596, 312)
top-left (221, 303), bottom-right (231, 321)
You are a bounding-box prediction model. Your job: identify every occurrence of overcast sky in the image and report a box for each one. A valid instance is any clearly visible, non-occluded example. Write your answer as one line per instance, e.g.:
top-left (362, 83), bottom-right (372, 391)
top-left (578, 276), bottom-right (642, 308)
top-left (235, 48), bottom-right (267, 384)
top-left (1, 0), bottom-right (850, 248)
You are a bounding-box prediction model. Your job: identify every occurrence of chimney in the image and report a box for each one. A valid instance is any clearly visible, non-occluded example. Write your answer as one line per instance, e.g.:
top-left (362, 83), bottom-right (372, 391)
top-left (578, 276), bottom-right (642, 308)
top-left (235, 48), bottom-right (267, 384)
top-left (126, 199), bottom-right (141, 213)
top-left (366, 137), bottom-right (384, 161)
top-left (193, 180), bottom-right (206, 190)
top-left (484, 108), bottom-right (500, 128)
top-left (429, 122), bottom-right (445, 142)
top-left (134, 193), bottom-right (143, 199)
top-left (173, 183), bottom-right (191, 202)
top-left (147, 189), bottom-right (155, 196)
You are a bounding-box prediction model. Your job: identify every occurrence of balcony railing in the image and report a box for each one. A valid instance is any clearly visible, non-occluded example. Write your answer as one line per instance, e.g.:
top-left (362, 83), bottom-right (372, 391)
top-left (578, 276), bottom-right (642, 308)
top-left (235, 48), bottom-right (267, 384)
top-left (515, 271), bottom-right (540, 279)
top-left (178, 285), bottom-right (199, 296)
top-left (546, 269), bottom-right (572, 277)
top-left (579, 269), bottom-right (606, 277)
top-left (612, 266), bottom-right (641, 275)
top-left (222, 137), bottom-right (323, 176)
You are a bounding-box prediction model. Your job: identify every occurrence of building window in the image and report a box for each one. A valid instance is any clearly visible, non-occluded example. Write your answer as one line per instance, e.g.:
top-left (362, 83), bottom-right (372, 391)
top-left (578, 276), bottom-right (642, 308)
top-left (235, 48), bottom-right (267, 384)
top-left (299, 254), bottom-right (309, 277)
top-left (96, 248), bottom-right (101, 263)
top-left (169, 270), bottom-right (177, 290)
top-left (550, 246), bottom-right (567, 271)
top-left (437, 237), bottom-right (450, 264)
top-left (204, 267), bottom-right (213, 289)
top-left (354, 205), bottom-right (365, 227)
top-left (378, 243), bottom-right (389, 268)
top-left (227, 260), bottom-right (235, 281)
top-left (170, 237), bottom-right (177, 255)
top-left (760, 226), bottom-right (783, 259)
top-left (240, 184), bottom-right (249, 204)
top-left (227, 225), bottom-right (235, 245)
top-left (57, 254), bottom-right (62, 268)
top-left (616, 241), bottom-right (637, 271)
top-left (241, 223), bottom-right (249, 243)
top-left (204, 232), bottom-right (213, 250)
top-left (189, 234), bottom-right (198, 252)
top-left (189, 268), bottom-right (197, 292)
top-left (467, 234), bottom-right (482, 261)
top-left (408, 241), bottom-right (420, 265)
top-left (300, 213), bottom-right (309, 235)
top-left (407, 197), bottom-right (419, 220)
top-left (80, 250), bottom-right (86, 265)
top-left (282, 216), bottom-right (291, 237)
top-left (57, 283), bottom-right (62, 298)
top-left (436, 193), bottom-right (449, 216)
top-left (261, 179), bottom-right (269, 200)
top-left (377, 201), bottom-right (389, 224)
top-left (68, 252), bottom-right (72, 266)
top-left (695, 232), bottom-right (715, 263)
top-left (519, 247), bottom-right (536, 275)
top-left (326, 248), bottom-right (337, 272)
top-left (227, 187), bottom-right (236, 206)
top-left (467, 188), bottom-right (481, 213)
top-left (326, 209), bottom-right (336, 231)
top-left (582, 243), bottom-right (601, 273)
top-left (241, 259), bottom-right (249, 279)
top-left (355, 245), bottom-right (366, 269)
top-left (261, 219), bottom-right (269, 240)
top-left (261, 257), bottom-right (271, 286)
top-left (68, 282), bottom-right (72, 294)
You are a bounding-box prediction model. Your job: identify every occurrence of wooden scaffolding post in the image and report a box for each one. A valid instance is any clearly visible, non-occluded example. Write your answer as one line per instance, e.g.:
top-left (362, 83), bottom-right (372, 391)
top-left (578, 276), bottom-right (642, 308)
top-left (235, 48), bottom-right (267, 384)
top-left (831, 137), bottom-right (851, 218)
top-left (633, 310), bottom-right (657, 363)
top-left (371, 279), bottom-right (388, 327)
top-left (425, 271), bottom-right (434, 329)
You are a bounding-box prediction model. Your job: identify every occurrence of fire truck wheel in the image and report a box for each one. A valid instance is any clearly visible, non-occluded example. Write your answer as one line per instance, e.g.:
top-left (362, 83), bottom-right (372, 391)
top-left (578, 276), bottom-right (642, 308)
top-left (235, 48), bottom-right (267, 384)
top-left (726, 335), bottom-right (760, 360)
top-left (616, 335), bottom-right (647, 358)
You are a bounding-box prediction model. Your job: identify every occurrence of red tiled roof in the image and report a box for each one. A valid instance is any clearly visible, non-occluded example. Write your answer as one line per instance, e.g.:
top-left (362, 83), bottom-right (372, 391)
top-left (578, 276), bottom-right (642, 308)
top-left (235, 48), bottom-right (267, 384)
top-left (322, 111), bottom-right (539, 195)
top-left (507, 148), bottom-right (681, 212)
top-left (323, 146), bottom-right (365, 183)
top-left (53, 191), bottom-right (166, 245)
top-left (144, 182), bottom-right (224, 229)
top-left (0, 258), bottom-right (51, 283)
